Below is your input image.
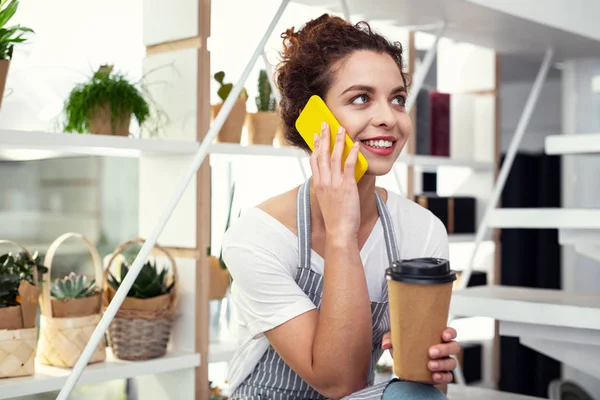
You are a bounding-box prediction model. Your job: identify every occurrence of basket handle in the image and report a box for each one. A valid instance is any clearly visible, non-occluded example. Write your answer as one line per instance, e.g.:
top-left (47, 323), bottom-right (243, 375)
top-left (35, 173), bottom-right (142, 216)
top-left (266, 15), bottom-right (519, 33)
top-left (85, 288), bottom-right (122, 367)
top-left (0, 239), bottom-right (38, 286)
top-left (42, 232), bottom-right (104, 318)
top-left (104, 237), bottom-right (179, 313)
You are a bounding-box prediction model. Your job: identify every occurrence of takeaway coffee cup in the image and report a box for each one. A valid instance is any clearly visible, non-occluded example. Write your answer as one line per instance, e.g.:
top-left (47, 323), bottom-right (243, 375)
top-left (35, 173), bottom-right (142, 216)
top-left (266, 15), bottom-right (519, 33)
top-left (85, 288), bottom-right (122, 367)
top-left (385, 257), bottom-right (457, 383)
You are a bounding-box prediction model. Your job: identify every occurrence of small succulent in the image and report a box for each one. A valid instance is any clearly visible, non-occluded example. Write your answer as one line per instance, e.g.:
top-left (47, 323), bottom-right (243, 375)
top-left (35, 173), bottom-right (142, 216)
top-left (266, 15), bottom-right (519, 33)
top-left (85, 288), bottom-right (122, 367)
top-left (51, 272), bottom-right (97, 300)
top-left (107, 259), bottom-right (174, 299)
top-left (255, 69), bottom-right (276, 112)
top-left (214, 71), bottom-right (247, 102)
top-left (0, 251), bottom-right (47, 308)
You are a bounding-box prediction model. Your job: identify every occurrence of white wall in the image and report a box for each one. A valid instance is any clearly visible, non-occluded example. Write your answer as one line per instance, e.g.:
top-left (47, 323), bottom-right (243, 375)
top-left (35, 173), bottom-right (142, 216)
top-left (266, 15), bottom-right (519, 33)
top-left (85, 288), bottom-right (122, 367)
top-left (500, 79), bottom-right (562, 154)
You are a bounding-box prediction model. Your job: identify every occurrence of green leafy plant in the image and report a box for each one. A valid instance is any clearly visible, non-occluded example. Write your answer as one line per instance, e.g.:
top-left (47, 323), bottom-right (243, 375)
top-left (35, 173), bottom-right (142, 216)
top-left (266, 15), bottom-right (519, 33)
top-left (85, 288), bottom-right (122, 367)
top-left (213, 71), bottom-right (247, 102)
top-left (107, 258), bottom-right (174, 299)
top-left (0, 250), bottom-right (47, 308)
top-left (63, 64), bottom-right (150, 134)
top-left (255, 69), bottom-right (276, 112)
top-left (50, 272), bottom-right (97, 300)
top-left (0, 0), bottom-right (34, 61)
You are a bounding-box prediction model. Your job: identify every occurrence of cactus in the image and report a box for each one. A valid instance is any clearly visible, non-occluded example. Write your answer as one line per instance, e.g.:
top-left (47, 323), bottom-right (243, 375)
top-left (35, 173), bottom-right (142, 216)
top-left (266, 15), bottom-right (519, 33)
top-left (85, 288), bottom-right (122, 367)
top-left (255, 69), bottom-right (276, 112)
top-left (51, 272), bottom-right (97, 300)
top-left (214, 71), bottom-right (247, 102)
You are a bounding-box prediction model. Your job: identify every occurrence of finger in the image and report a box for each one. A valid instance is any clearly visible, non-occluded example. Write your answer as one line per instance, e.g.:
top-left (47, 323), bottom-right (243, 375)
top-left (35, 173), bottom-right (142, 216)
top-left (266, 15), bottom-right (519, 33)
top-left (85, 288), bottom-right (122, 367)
top-left (429, 341), bottom-right (461, 359)
top-left (442, 327), bottom-right (457, 342)
top-left (330, 126), bottom-right (345, 181)
top-left (382, 332), bottom-right (392, 350)
top-left (432, 372), bottom-right (454, 384)
top-left (310, 133), bottom-right (320, 184)
top-left (317, 122), bottom-right (331, 183)
top-left (343, 141), bottom-right (360, 182)
top-left (428, 357), bottom-right (457, 372)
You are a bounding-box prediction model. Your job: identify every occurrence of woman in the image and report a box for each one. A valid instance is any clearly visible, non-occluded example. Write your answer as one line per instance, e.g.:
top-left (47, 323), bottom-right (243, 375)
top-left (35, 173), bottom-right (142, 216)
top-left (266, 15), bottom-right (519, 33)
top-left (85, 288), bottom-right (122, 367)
top-left (222, 14), bottom-right (460, 399)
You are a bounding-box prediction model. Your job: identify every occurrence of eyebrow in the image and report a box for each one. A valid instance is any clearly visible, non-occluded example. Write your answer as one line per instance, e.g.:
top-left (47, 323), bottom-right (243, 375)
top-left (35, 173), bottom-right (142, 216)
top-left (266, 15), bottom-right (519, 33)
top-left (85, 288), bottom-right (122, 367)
top-left (340, 84), bottom-right (407, 97)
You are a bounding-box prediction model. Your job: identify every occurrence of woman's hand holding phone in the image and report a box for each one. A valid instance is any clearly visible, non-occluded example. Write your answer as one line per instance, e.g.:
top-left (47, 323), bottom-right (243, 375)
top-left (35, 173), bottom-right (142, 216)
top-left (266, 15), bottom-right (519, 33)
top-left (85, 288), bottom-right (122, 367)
top-left (310, 122), bottom-right (361, 242)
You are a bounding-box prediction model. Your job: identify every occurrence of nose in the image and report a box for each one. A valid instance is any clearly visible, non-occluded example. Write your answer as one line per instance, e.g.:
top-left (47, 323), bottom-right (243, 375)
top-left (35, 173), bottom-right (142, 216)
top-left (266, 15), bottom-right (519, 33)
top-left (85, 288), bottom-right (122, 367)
top-left (370, 101), bottom-right (396, 129)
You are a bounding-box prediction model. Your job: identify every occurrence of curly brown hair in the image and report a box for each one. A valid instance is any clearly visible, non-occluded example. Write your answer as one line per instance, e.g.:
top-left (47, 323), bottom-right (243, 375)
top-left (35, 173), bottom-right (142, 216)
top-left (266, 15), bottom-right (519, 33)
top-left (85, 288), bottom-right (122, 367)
top-left (274, 14), bottom-right (410, 152)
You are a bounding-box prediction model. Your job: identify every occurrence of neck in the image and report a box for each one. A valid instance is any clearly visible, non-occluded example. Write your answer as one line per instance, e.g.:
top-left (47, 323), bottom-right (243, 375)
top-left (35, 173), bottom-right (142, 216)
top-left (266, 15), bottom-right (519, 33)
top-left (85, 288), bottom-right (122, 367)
top-left (309, 175), bottom-right (379, 232)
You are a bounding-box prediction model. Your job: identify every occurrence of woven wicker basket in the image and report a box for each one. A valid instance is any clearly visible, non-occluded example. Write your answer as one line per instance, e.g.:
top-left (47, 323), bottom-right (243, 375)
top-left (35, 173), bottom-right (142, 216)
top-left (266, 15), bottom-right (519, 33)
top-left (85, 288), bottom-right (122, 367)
top-left (103, 238), bottom-right (179, 361)
top-left (0, 240), bottom-right (38, 378)
top-left (36, 232), bottom-right (106, 368)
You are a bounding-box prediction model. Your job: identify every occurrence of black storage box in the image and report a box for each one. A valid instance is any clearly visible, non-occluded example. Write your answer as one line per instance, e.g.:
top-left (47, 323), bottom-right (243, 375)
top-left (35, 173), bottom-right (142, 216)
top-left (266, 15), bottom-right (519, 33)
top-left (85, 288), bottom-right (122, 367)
top-left (415, 194), bottom-right (476, 234)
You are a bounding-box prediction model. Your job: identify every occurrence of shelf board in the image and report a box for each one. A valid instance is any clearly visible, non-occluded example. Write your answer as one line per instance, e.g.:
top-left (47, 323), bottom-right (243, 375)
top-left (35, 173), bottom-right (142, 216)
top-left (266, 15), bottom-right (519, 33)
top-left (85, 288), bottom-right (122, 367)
top-left (209, 143), bottom-right (494, 170)
top-left (290, 0), bottom-right (600, 61)
top-left (0, 132), bottom-right (494, 170)
top-left (489, 208), bottom-right (600, 229)
top-left (0, 349), bottom-right (200, 399)
top-left (0, 130), bottom-right (199, 161)
top-left (209, 341), bottom-right (237, 364)
top-left (545, 133), bottom-right (600, 155)
top-left (450, 285), bottom-right (600, 331)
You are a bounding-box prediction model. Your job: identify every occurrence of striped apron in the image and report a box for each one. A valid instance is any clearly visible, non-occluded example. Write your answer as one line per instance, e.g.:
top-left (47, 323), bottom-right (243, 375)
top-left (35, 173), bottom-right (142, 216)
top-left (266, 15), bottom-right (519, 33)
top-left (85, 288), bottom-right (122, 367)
top-left (231, 179), bottom-right (400, 399)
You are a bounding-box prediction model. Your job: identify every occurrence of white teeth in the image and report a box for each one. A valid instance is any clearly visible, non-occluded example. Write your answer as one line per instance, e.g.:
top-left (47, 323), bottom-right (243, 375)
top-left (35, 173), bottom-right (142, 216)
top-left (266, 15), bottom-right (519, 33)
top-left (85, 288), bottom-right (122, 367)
top-left (363, 140), bottom-right (393, 148)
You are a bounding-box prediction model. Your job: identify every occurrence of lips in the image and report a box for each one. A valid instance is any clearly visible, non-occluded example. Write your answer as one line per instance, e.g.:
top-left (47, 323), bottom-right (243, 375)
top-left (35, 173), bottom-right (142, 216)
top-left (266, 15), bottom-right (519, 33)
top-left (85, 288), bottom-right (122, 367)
top-left (359, 136), bottom-right (397, 156)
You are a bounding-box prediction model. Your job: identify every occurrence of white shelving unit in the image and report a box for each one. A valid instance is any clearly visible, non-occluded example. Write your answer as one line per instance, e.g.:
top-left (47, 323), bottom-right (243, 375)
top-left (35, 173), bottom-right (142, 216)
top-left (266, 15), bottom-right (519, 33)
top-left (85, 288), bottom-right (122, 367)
top-left (451, 129), bottom-right (600, 382)
top-left (488, 208), bottom-right (600, 229)
top-left (0, 350), bottom-right (200, 400)
top-left (545, 133), bottom-right (600, 155)
top-left (0, 130), bottom-right (199, 161)
top-left (215, 142), bottom-right (495, 170)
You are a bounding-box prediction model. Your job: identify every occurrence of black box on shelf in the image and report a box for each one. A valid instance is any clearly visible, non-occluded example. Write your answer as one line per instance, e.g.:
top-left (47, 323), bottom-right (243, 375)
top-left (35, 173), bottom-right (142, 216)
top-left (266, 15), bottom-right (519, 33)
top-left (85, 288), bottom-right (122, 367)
top-left (422, 172), bottom-right (437, 193)
top-left (454, 270), bottom-right (487, 290)
top-left (415, 194), bottom-right (476, 234)
top-left (455, 341), bottom-right (483, 384)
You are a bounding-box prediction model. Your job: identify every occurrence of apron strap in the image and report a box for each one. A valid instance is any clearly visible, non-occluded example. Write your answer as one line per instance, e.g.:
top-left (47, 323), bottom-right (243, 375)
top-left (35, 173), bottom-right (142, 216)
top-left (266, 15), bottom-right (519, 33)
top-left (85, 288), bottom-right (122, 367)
top-left (297, 178), bottom-right (312, 269)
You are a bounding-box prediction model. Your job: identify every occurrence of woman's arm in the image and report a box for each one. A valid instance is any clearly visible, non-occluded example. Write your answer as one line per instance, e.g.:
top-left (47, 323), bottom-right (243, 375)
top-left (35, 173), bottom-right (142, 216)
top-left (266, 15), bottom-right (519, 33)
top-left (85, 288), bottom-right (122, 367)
top-left (265, 125), bottom-right (372, 399)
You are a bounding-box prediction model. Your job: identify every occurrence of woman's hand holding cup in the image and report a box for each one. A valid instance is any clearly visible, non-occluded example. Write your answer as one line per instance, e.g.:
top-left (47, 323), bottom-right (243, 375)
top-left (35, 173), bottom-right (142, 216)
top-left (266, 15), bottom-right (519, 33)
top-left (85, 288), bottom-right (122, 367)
top-left (381, 327), bottom-right (460, 392)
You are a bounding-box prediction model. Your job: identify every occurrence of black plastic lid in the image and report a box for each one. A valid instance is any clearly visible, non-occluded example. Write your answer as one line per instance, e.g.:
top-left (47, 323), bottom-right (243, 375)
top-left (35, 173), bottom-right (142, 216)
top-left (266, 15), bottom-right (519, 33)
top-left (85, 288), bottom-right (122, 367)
top-left (386, 257), bottom-right (456, 285)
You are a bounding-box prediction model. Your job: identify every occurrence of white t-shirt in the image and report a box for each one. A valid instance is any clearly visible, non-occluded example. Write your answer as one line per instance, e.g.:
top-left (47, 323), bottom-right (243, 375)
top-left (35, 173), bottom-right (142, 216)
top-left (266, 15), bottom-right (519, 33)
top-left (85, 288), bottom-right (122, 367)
top-left (221, 190), bottom-right (449, 393)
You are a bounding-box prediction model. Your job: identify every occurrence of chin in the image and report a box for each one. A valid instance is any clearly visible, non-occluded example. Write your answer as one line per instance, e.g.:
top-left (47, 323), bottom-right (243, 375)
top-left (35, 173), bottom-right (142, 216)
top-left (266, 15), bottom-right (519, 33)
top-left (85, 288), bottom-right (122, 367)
top-left (364, 160), bottom-right (395, 177)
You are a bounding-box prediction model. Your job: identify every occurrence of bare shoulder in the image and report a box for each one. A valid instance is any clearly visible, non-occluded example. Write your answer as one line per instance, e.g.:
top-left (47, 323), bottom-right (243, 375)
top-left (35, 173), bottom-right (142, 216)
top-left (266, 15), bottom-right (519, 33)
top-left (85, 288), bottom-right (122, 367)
top-left (256, 186), bottom-right (299, 236)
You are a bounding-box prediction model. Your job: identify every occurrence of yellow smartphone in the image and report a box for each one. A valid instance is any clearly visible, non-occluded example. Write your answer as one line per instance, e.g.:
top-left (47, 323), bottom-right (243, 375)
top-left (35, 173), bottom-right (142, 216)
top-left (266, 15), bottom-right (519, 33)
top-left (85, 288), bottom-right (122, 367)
top-left (295, 95), bottom-right (368, 183)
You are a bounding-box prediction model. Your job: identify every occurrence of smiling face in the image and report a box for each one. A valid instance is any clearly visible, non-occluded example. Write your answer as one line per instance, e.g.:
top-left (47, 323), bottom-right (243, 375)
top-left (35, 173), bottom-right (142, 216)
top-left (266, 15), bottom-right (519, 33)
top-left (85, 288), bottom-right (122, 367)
top-left (324, 50), bottom-right (412, 176)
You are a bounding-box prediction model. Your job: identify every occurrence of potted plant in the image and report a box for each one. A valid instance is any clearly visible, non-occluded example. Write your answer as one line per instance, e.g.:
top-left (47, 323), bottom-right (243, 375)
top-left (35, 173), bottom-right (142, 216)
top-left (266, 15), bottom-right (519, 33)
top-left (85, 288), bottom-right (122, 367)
top-left (211, 71), bottom-right (248, 143)
top-left (246, 69), bottom-right (282, 145)
top-left (0, 0), bottom-right (34, 110)
top-left (103, 238), bottom-right (178, 361)
top-left (208, 183), bottom-right (236, 300)
top-left (36, 232), bottom-right (106, 368)
top-left (63, 64), bottom-right (150, 136)
top-left (0, 240), bottom-right (45, 378)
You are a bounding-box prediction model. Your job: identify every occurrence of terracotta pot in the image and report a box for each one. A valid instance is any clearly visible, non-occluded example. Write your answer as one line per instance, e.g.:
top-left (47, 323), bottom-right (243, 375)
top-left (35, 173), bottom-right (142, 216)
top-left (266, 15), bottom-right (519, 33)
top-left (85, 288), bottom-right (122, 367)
top-left (211, 97), bottom-right (246, 143)
top-left (0, 60), bottom-right (10, 111)
top-left (246, 111), bottom-right (282, 145)
top-left (88, 103), bottom-right (131, 136)
top-left (208, 255), bottom-right (231, 300)
top-left (274, 126), bottom-right (288, 147)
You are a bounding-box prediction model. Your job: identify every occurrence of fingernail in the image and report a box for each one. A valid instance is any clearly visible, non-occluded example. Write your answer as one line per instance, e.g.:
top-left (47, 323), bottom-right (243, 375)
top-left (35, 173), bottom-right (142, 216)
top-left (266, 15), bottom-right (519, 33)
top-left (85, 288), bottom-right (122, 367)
top-left (430, 361), bottom-right (439, 369)
top-left (314, 133), bottom-right (319, 143)
top-left (433, 373), bottom-right (441, 381)
top-left (382, 338), bottom-right (390, 348)
top-left (430, 348), bottom-right (440, 357)
top-left (444, 333), bottom-right (452, 340)
top-left (337, 126), bottom-right (344, 135)
top-left (321, 122), bottom-right (327, 130)
top-left (353, 141), bottom-right (359, 147)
